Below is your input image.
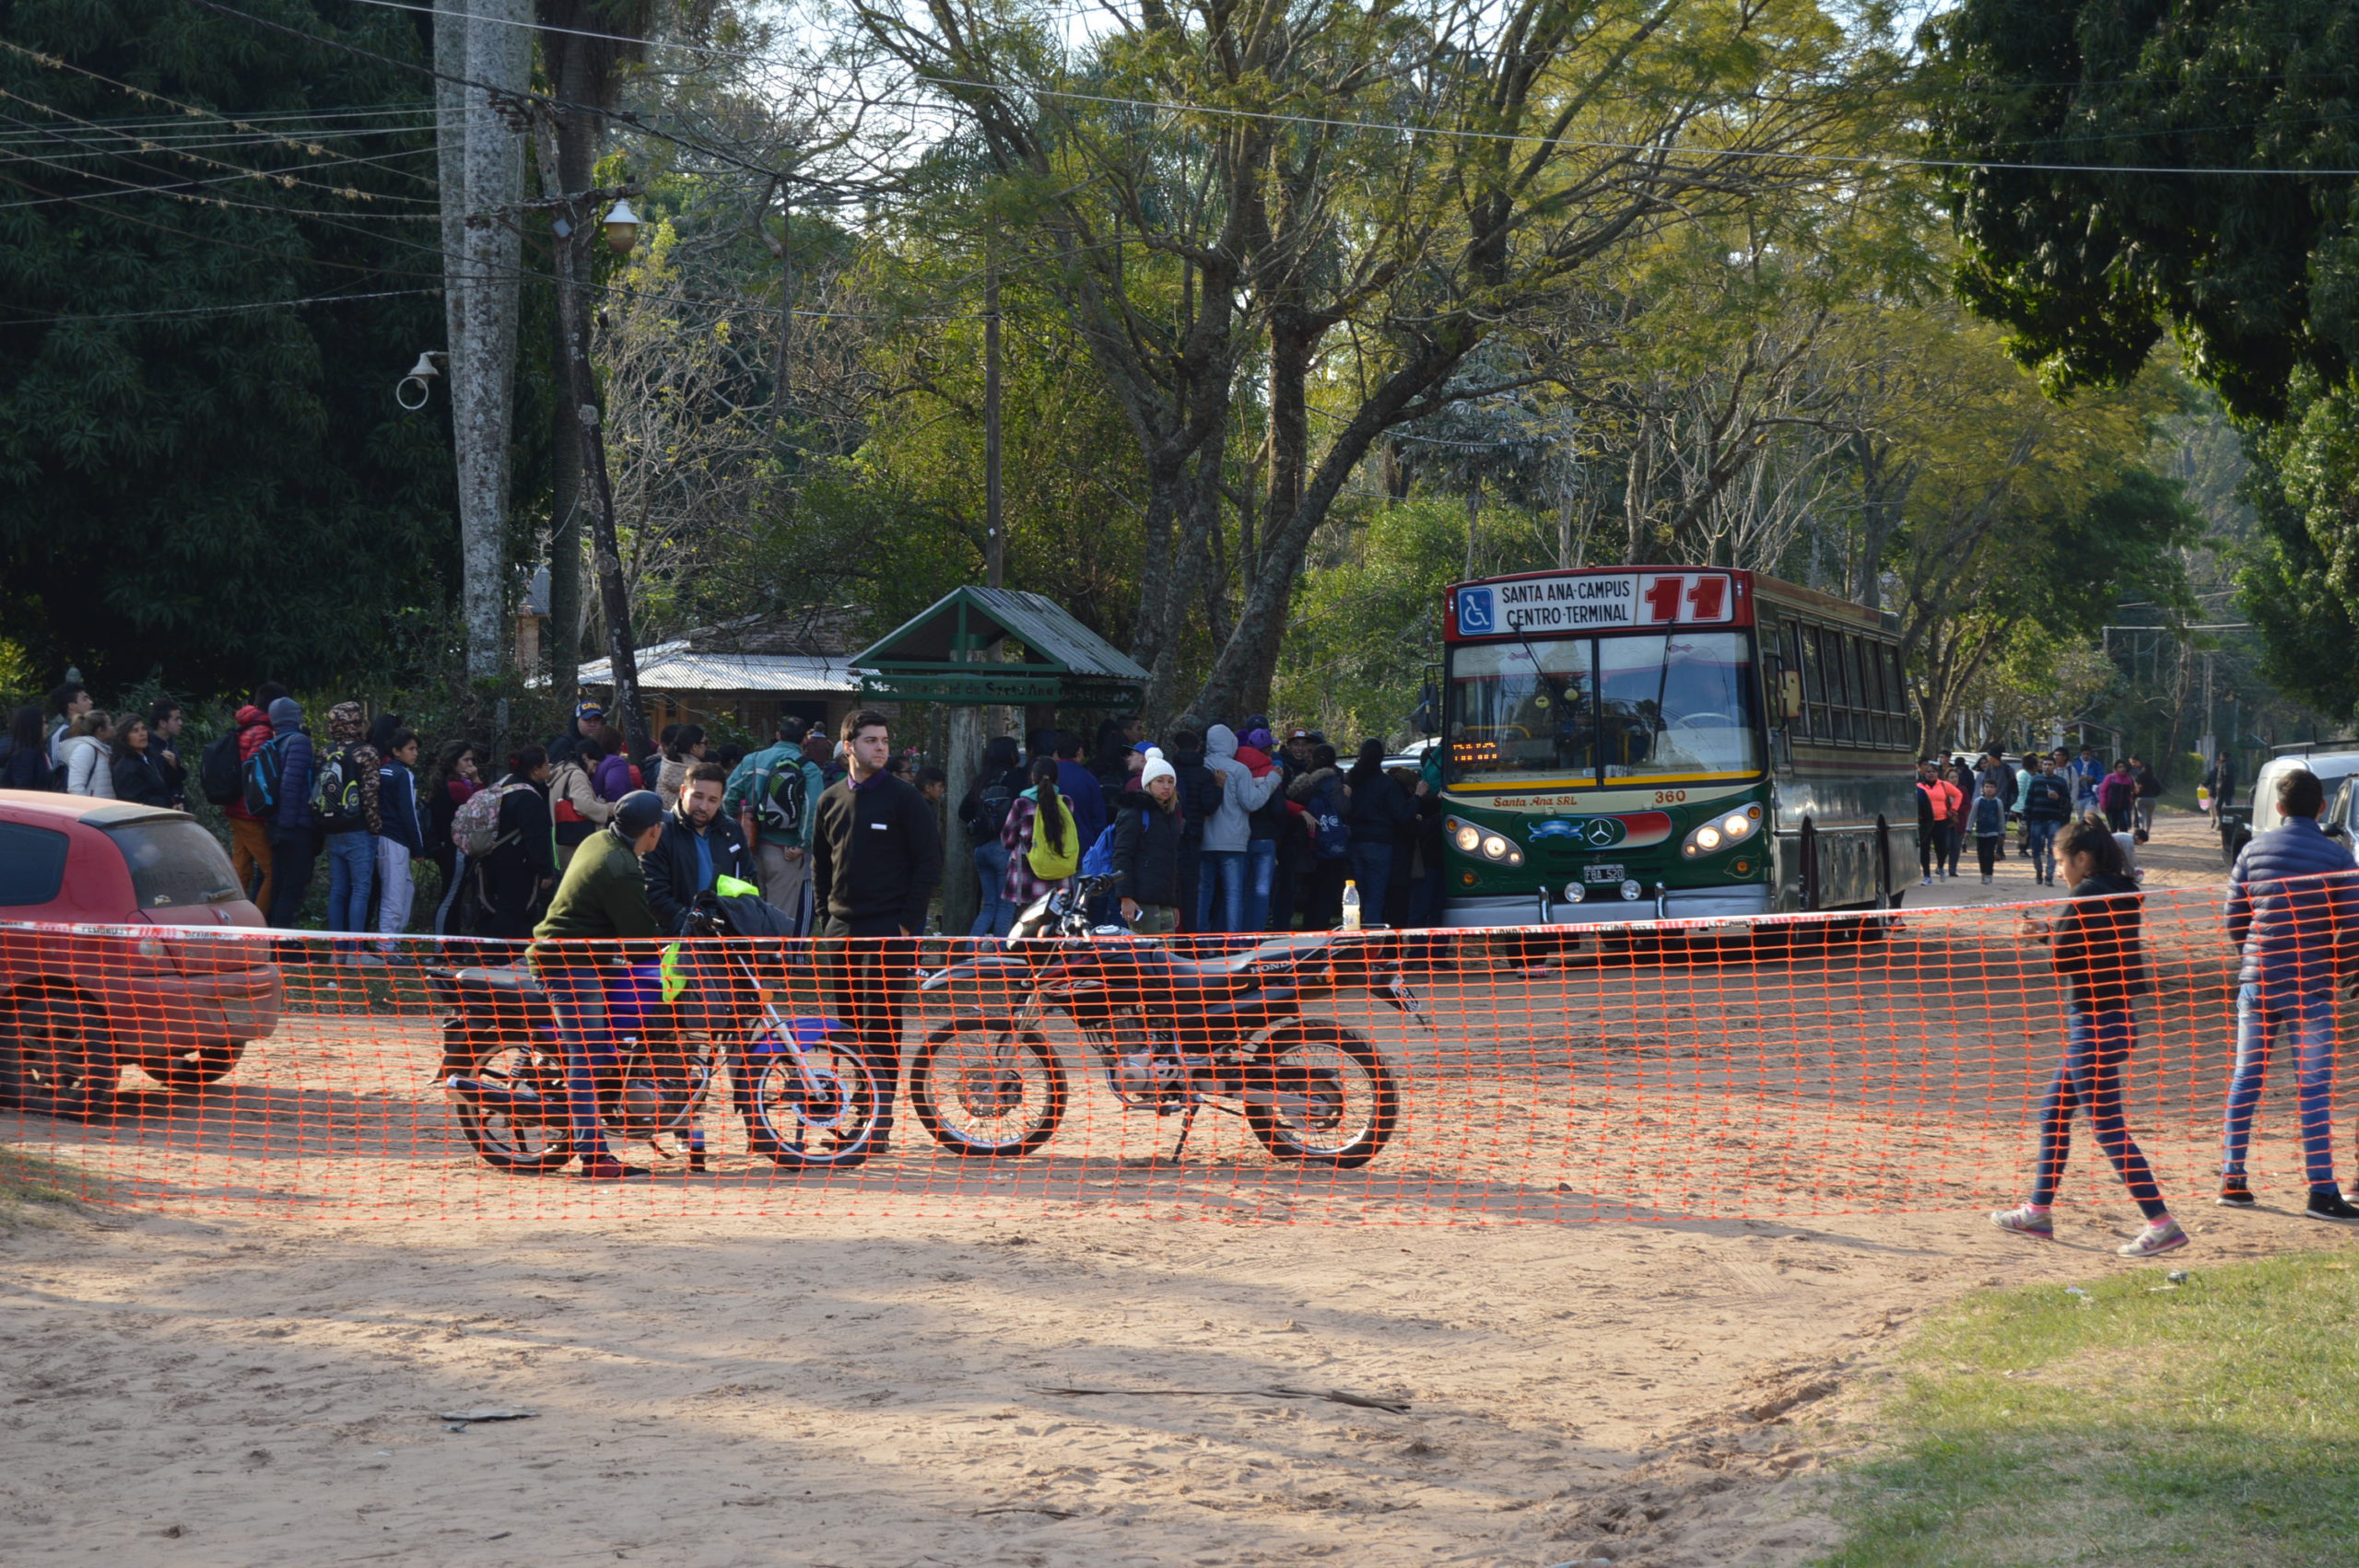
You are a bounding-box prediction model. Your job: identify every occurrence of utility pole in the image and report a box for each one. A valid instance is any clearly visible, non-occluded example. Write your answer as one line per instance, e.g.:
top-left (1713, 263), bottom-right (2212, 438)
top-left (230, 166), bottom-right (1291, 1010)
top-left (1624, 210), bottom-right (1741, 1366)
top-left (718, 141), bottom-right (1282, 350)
top-left (498, 165), bottom-right (651, 759)
top-left (984, 268), bottom-right (1003, 589)
top-left (444, 0), bottom-right (530, 682)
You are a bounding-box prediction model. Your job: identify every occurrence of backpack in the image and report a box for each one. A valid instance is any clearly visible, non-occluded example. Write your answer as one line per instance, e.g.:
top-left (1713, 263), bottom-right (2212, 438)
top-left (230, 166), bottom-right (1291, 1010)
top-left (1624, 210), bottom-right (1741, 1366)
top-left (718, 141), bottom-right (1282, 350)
top-left (311, 746), bottom-right (365, 828)
top-left (1079, 821), bottom-right (1121, 878)
top-left (965, 773), bottom-right (1017, 844)
top-left (1025, 798), bottom-right (1080, 880)
top-left (1309, 780), bottom-right (1350, 860)
top-left (200, 729), bottom-right (244, 806)
top-left (241, 734), bottom-right (288, 817)
top-left (754, 756), bottom-right (808, 838)
top-left (452, 780), bottom-right (527, 859)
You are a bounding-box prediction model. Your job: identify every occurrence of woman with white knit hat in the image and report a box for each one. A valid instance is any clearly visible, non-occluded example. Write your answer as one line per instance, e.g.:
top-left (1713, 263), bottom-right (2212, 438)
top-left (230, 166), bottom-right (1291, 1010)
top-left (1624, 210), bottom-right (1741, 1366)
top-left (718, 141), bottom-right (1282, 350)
top-left (1111, 748), bottom-right (1186, 933)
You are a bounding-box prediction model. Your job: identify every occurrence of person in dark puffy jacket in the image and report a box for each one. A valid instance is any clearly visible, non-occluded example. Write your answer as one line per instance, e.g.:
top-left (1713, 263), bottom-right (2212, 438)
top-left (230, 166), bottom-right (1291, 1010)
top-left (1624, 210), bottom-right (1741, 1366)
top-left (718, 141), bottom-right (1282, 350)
top-left (111, 715), bottom-right (173, 806)
top-left (1110, 754), bottom-right (1185, 932)
top-left (1995, 815), bottom-right (2187, 1258)
top-left (1342, 740), bottom-right (1414, 919)
top-left (2219, 767), bottom-right (2359, 1217)
top-left (264, 698), bottom-right (319, 929)
top-left (5, 703), bottom-right (54, 790)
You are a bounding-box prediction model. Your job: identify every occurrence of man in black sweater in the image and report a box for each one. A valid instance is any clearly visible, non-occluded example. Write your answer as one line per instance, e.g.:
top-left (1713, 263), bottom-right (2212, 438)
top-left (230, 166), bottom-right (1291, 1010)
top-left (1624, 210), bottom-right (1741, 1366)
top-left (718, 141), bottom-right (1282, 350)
top-left (809, 708), bottom-right (944, 1153)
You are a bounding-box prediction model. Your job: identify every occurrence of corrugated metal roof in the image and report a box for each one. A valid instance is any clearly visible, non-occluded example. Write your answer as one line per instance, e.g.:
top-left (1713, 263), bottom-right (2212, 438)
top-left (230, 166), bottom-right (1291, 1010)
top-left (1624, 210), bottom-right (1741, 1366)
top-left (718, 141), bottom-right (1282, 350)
top-left (576, 648), bottom-right (861, 694)
top-left (851, 587), bottom-right (1149, 680)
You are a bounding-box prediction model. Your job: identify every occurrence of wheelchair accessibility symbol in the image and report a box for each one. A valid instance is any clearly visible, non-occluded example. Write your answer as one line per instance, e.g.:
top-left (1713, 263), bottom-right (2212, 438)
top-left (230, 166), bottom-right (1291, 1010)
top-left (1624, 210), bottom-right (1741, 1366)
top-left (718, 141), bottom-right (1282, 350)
top-left (1459, 587), bottom-right (1496, 634)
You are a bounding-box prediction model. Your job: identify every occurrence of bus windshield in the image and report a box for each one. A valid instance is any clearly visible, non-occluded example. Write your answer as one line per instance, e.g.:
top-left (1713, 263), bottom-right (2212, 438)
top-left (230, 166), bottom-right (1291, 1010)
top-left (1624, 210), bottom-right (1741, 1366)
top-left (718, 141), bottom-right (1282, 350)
top-left (1447, 631), bottom-right (1761, 786)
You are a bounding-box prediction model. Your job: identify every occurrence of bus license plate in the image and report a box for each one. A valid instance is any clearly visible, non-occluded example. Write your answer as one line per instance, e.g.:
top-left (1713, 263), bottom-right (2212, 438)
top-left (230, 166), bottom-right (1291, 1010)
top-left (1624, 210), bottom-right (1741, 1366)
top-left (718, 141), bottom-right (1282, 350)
top-left (1582, 864), bottom-right (1625, 884)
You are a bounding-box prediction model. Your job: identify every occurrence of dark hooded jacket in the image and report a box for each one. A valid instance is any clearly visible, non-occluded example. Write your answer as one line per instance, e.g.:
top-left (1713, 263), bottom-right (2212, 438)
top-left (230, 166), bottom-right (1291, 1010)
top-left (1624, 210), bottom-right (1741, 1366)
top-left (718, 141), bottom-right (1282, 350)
top-left (1109, 786), bottom-right (1185, 908)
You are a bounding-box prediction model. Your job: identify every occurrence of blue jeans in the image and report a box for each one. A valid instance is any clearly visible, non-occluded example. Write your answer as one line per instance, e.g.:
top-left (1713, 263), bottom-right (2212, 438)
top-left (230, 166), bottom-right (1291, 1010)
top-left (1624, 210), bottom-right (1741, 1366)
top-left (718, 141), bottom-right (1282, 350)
top-left (1196, 849), bottom-right (1247, 933)
top-left (2032, 1009), bottom-right (2167, 1220)
top-left (2223, 983), bottom-right (2341, 1188)
top-left (969, 841), bottom-right (1016, 938)
top-left (1347, 841), bottom-right (1394, 926)
top-left (325, 830), bottom-right (375, 935)
top-left (541, 964), bottom-right (619, 1162)
top-left (2025, 818), bottom-right (2060, 881)
top-left (1243, 839), bottom-right (1279, 933)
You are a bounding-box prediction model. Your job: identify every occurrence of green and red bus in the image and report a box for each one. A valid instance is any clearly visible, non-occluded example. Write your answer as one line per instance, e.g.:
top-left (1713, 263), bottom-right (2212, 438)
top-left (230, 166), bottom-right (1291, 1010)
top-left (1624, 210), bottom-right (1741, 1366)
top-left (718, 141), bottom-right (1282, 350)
top-left (1438, 567), bottom-right (1919, 928)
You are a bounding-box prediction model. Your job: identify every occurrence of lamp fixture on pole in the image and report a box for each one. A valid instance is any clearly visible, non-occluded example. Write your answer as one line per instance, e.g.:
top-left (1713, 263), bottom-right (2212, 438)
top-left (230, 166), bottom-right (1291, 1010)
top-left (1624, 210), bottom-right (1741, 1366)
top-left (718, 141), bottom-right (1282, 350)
top-left (602, 198), bottom-right (641, 255)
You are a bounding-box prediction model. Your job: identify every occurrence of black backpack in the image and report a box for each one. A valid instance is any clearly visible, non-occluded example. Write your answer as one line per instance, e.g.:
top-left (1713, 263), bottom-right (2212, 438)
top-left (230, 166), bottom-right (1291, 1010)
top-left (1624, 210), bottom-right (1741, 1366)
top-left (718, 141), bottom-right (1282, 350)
top-left (965, 770), bottom-right (1018, 844)
top-left (311, 745), bottom-right (366, 828)
top-left (200, 729), bottom-right (244, 807)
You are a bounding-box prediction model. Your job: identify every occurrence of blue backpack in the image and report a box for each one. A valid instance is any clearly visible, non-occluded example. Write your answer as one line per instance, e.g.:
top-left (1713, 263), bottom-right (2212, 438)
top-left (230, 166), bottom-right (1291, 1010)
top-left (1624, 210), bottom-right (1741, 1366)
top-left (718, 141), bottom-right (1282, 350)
top-left (1079, 820), bottom-right (1122, 878)
top-left (1309, 779), bottom-right (1349, 860)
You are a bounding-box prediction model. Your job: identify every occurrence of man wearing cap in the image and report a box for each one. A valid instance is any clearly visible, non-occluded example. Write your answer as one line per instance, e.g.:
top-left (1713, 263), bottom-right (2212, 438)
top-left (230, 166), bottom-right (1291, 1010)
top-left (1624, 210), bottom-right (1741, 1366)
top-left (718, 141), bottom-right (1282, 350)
top-left (532, 790), bottom-right (668, 1180)
top-left (550, 700), bottom-right (605, 767)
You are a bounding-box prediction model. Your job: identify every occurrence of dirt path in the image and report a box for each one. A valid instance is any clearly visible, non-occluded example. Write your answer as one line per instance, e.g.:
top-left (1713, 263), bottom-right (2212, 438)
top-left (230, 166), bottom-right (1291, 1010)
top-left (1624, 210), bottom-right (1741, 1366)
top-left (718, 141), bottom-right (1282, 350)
top-left (7, 808), bottom-right (2348, 1566)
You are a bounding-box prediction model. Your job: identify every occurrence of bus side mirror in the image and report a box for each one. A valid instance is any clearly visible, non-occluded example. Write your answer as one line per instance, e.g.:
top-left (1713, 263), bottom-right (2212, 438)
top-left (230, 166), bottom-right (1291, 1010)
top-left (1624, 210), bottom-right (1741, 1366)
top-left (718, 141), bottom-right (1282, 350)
top-left (1411, 681), bottom-right (1439, 737)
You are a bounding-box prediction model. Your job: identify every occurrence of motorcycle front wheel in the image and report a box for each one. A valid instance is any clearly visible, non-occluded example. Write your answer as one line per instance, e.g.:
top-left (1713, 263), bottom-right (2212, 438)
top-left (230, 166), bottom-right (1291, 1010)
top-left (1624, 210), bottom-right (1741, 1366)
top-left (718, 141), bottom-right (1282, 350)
top-left (910, 1020), bottom-right (1065, 1156)
top-left (745, 1032), bottom-right (878, 1169)
top-left (1241, 1020), bottom-right (1401, 1169)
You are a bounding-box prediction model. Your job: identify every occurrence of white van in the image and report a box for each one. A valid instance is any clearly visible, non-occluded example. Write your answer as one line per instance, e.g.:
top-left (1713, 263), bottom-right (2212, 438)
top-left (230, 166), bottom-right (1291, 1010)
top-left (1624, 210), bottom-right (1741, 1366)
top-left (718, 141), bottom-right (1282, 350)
top-left (2247, 751), bottom-right (2359, 837)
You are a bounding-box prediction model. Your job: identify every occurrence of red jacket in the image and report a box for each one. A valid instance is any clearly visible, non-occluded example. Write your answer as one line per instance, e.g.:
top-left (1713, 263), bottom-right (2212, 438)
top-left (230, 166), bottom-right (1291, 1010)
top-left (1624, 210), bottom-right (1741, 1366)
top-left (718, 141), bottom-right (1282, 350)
top-left (223, 705), bottom-right (274, 821)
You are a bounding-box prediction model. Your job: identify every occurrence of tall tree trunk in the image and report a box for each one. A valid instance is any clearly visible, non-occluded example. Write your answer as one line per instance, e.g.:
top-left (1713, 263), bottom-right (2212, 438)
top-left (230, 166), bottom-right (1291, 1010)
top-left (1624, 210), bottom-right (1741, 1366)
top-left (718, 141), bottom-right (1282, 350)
top-left (452, 0), bottom-right (528, 681)
top-left (433, 2), bottom-right (467, 439)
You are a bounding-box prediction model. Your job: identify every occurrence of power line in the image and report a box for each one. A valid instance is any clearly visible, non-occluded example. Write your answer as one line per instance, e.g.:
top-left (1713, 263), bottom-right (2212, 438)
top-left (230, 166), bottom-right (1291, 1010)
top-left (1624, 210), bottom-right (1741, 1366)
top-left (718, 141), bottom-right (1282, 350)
top-left (0, 287), bottom-right (439, 325)
top-left (911, 73), bottom-right (2359, 179)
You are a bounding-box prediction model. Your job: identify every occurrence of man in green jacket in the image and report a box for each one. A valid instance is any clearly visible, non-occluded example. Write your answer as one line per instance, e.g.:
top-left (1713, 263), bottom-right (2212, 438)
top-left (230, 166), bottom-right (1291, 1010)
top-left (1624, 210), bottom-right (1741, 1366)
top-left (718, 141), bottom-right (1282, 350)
top-left (532, 790), bottom-right (667, 1180)
top-left (725, 716), bottom-right (825, 933)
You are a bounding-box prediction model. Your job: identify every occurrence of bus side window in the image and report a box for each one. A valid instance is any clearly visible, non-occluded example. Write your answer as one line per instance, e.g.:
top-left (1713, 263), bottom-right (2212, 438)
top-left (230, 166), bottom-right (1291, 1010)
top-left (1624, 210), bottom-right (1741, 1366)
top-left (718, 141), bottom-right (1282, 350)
top-left (1846, 637), bottom-right (1874, 745)
top-left (1865, 638), bottom-right (1893, 744)
top-left (1820, 627), bottom-right (1851, 743)
top-left (1796, 624), bottom-right (1822, 739)
top-left (1884, 644), bottom-right (1907, 744)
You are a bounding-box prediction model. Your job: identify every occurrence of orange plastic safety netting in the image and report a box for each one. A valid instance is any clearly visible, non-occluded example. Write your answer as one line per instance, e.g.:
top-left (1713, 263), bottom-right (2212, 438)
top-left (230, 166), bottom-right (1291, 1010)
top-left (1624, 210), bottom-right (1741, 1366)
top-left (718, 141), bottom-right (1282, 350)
top-left (0, 883), bottom-right (2336, 1223)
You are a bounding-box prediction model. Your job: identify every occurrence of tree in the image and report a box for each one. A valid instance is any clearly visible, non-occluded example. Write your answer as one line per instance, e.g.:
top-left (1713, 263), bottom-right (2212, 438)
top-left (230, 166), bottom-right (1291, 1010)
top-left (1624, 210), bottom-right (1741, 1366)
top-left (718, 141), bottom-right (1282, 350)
top-left (2240, 379), bottom-right (2359, 718)
top-left (1924, 0), bottom-right (2359, 422)
top-left (0, 0), bottom-right (471, 694)
top-left (857, 0), bottom-right (1887, 722)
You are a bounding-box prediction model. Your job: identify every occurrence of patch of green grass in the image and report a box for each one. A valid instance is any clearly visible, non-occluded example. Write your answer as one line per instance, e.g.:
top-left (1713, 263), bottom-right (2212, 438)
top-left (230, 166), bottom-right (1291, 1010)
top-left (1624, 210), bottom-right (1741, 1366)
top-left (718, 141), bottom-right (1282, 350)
top-left (0, 1143), bottom-right (76, 1227)
top-left (1823, 1253), bottom-right (2359, 1566)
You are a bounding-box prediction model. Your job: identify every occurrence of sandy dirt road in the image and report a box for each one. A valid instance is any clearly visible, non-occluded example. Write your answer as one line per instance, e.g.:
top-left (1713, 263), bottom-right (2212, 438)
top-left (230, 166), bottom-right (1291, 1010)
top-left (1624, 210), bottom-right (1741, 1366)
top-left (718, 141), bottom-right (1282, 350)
top-left (5, 808), bottom-right (2352, 1567)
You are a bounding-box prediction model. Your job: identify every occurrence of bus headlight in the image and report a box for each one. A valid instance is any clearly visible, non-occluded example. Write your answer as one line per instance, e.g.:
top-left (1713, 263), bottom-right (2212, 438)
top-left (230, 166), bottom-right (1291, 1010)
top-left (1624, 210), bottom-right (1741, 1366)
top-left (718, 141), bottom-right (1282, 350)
top-left (1445, 816), bottom-right (1524, 867)
top-left (1682, 804), bottom-right (1762, 857)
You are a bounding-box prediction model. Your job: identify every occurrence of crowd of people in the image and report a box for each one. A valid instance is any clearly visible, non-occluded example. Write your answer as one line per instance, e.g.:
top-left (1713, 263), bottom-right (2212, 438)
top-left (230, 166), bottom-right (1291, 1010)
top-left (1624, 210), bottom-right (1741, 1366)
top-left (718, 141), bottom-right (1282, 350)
top-left (956, 716), bottom-right (1439, 942)
top-left (1915, 744), bottom-right (2168, 887)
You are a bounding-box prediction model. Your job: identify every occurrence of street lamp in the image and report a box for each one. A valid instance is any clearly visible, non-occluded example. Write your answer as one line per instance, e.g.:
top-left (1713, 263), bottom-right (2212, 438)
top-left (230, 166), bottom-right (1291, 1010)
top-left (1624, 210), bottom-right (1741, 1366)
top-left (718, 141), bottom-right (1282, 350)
top-left (395, 349), bottom-right (445, 410)
top-left (602, 199), bottom-right (641, 255)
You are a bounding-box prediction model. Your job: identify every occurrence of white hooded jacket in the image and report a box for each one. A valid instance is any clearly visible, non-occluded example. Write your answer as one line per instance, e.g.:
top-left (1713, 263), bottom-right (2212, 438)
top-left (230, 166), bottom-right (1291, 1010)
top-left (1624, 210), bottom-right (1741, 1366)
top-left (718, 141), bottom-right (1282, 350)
top-left (1199, 724), bottom-right (1278, 853)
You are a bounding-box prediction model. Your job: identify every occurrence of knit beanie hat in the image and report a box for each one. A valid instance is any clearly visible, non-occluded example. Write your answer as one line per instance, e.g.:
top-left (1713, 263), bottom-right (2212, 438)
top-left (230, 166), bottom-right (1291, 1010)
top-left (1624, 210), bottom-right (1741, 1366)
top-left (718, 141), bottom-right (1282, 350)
top-left (612, 790), bottom-right (666, 838)
top-left (267, 697), bottom-right (303, 727)
top-left (1140, 747), bottom-right (1177, 789)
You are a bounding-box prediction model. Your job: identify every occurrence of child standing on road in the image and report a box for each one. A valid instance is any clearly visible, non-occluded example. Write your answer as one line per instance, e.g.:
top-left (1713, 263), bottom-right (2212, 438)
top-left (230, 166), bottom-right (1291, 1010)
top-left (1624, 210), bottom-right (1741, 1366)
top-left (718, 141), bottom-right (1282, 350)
top-left (1993, 816), bottom-right (2188, 1258)
top-left (1970, 778), bottom-right (2007, 883)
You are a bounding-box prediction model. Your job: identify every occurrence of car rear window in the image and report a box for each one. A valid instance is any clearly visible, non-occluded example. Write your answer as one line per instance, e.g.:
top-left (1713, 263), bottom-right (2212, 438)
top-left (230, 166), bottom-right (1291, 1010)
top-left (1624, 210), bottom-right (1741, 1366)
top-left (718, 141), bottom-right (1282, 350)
top-left (0, 821), bottom-right (70, 907)
top-left (103, 819), bottom-right (244, 909)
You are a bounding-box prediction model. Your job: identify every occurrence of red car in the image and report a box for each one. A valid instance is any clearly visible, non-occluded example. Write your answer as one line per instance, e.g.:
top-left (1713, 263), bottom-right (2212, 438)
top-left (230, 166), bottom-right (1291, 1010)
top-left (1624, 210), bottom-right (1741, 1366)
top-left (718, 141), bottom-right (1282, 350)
top-left (0, 790), bottom-right (283, 1116)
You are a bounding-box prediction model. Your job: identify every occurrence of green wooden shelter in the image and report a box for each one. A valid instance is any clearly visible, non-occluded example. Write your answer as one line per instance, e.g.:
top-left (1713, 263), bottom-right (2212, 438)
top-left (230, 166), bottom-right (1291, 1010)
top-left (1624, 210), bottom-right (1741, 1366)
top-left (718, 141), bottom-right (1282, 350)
top-left (848, 587), bottom-right (1149, 708)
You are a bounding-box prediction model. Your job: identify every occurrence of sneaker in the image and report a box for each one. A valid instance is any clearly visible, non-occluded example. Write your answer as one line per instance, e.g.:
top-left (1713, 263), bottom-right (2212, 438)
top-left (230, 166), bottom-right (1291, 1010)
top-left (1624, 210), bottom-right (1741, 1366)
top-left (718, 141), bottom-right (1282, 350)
top-left (2217, 1178), bottom-right (2256, 1208)
top-left (1990, 1204), bottom-right (2054, 1239)
top-left (1981, 874), bottom-right (1992, 884)
top-left (1920, 874), bottom-right (1933, 887)
top-left (577, 1156), bottom-right (650, 1181)
top-left (2306, 1189), bottom-right (2359, 1223)
top-left (2118, 1217), bottom-right (2189, 1258)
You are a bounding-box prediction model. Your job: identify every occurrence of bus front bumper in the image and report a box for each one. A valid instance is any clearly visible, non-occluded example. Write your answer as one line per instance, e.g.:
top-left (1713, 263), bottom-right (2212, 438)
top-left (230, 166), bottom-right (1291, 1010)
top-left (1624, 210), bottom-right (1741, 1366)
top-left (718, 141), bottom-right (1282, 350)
top-left (1442, 885), bottom-right (1774, 929)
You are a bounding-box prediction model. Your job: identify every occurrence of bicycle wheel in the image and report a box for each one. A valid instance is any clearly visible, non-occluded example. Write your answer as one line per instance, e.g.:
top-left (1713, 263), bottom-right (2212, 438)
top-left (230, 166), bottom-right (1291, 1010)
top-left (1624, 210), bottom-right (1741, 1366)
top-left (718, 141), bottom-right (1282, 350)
top-left (745, 1031), bottom-right (878, 1169)
top-left (1241, 1020), bottom-right (1400, 1169)
top-left (910, 1020), bottom-right (1065, 1156)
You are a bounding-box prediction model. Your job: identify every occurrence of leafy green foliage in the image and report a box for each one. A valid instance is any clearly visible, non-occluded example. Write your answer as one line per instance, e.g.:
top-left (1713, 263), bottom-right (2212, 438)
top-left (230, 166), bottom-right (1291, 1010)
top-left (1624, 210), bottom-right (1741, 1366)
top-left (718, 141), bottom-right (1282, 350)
top-left (0, 0), bottom-right (542, 697)
top-left (1925, 0), bottom-right (2359, 420)
top-left (2239, 380), bottom-right (2359, 717)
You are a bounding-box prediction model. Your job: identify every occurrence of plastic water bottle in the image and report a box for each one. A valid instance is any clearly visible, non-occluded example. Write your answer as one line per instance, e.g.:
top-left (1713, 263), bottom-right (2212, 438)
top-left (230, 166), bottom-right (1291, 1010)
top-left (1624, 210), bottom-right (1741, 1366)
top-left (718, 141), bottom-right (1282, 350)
top-left (1340, 879), bottom-right (1362, 931)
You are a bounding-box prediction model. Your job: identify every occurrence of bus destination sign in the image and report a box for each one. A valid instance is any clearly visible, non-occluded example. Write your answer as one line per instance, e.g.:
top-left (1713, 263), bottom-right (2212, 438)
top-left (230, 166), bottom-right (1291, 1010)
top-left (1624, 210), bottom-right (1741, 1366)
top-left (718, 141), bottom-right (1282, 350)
top-left (1451, 571), bottom-right (1738, 639)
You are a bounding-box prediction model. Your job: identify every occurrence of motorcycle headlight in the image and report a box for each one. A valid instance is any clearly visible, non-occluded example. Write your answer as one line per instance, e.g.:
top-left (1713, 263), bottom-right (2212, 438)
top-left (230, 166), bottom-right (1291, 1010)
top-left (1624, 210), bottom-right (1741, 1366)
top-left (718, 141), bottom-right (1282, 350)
top-left (1682, 804), bottom-right (1762, 857)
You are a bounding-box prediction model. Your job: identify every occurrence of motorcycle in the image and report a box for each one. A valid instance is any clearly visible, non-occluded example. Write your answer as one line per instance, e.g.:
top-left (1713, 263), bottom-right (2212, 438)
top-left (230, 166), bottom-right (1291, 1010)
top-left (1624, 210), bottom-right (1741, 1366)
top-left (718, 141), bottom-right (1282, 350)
top-left (912, 874), bottom-right (1426, 1167)
top-left (428, 899), bottom-right (880, 1173)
